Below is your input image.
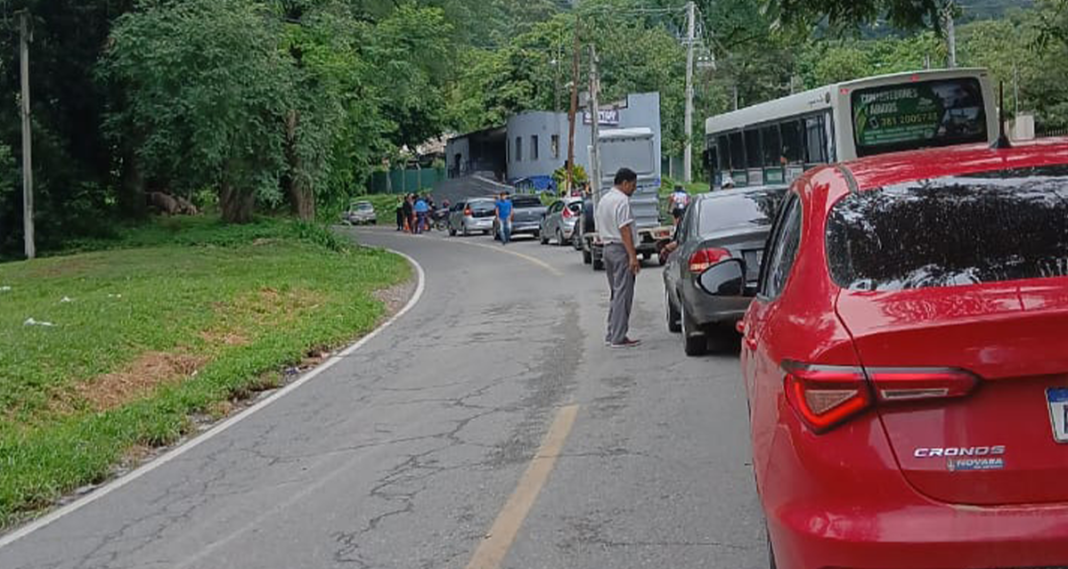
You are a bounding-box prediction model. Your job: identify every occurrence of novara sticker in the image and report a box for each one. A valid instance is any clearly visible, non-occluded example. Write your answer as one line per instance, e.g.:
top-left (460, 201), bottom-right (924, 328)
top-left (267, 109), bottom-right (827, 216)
top-left (947, 457), bottom-right (1005, 472)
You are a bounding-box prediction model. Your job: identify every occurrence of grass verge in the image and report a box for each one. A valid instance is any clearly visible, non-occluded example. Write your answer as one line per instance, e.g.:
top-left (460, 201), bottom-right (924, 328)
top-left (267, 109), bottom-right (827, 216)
top-left (0, 216), bottom-right (409, 528)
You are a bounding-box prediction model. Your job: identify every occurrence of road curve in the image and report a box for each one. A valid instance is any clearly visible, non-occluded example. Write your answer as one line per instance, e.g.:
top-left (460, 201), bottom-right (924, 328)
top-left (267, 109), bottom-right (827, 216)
top-left (0, 227), bottom-right (764, 569)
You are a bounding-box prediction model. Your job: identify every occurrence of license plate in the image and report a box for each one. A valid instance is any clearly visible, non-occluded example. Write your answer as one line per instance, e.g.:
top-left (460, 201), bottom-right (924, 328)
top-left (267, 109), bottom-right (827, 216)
top-left (1047, 388), bottom-right (1068, 443)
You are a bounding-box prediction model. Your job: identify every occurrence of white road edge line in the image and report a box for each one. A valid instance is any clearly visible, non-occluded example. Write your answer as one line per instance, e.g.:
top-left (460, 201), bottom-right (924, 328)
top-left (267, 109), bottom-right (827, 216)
top-left (0, 248), bottom-right (427, 550)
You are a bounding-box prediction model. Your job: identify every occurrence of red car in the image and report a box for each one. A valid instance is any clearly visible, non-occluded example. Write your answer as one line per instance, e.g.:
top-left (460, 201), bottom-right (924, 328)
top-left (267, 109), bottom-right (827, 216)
top-left (698, 138), bottom-right (1068, 569)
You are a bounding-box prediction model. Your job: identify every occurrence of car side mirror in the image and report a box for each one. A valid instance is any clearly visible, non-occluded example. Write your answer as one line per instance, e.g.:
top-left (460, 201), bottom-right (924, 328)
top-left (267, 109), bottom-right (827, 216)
top-left (697, 259), bottom-right (745, 297)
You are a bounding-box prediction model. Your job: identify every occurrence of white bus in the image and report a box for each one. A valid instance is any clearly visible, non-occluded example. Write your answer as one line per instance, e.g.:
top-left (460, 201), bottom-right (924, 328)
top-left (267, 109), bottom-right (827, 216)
top-left (704, 68), bottom-right (998, 188)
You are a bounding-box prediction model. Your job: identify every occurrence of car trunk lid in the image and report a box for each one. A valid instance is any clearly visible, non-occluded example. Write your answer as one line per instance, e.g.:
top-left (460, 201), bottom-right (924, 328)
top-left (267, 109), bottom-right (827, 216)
top-left (695, 228), bottom-right (770, 287)
top-left (838, 285), bottom-right (1068, 505)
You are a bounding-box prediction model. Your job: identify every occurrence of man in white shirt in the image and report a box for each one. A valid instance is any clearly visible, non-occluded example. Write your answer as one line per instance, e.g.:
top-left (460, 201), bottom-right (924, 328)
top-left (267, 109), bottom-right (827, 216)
top-left (595, 168), bottom-right (642, 348)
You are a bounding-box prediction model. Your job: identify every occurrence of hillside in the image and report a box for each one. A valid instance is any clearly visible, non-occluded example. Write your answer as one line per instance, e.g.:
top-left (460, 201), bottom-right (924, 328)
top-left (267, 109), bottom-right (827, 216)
top-left (959, 0), bottom-right (1034, 22)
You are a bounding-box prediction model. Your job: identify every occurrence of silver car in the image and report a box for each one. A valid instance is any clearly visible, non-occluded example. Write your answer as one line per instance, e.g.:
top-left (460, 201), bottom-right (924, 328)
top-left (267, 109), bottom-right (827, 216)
top-left (343, 200), bottom-right (376, 225)
top-left (448, 198), bottom-right (496, 236)
top-left (539, 197), bottom-right (582, 246)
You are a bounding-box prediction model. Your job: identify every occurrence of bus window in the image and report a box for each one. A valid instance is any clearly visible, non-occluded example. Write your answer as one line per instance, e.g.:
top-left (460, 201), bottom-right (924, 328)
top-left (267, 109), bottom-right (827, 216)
top-left (745, 128), bottom-right (762, 169)
top-left (805, 115), bottom-right (828, 164)
top-left (780, 120), bottom-right (804, 164)
top-left (729, 131), bottom-right (745, 172)
top-left (762, 125), bottom-right (782, 167)
top-left (717, 135), bottom-right (730, 171)
top-left (762, 125), bottom-right (785, 184)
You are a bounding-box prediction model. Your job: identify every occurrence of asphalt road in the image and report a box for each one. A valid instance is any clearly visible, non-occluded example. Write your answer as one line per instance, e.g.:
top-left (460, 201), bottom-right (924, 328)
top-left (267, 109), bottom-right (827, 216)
top-left (0, 227), bottom-right (764, 569)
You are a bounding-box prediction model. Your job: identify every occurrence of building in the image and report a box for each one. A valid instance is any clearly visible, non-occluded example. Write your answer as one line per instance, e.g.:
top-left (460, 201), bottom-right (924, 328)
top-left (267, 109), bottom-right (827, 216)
top-left (444, 126), bottom-right (508, 181)
top-left (443, 92), bottom-right (662, 193)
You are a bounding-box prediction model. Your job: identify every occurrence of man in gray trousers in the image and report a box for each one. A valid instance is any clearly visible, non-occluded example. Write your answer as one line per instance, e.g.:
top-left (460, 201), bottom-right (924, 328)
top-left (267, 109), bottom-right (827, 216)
top-left (595, 168), bottom-right (642, 348)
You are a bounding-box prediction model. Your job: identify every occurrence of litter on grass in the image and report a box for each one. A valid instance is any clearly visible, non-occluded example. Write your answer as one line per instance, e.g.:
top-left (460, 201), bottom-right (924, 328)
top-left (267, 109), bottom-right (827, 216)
top-left (24, 318), bottom-right (55, 327)
top-left (60, 296), bottom-right (74, 303)
top-left (0, 286), bottom-right (11, 293)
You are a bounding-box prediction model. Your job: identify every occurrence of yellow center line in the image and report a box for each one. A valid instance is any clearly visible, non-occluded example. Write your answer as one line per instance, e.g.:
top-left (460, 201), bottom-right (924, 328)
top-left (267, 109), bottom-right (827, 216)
top-left (465, 404), bottom-right (580, 569)
top-left (355, 227), bottom-right (565, 277)
top-left (459, 240), bottom-right (564, 277)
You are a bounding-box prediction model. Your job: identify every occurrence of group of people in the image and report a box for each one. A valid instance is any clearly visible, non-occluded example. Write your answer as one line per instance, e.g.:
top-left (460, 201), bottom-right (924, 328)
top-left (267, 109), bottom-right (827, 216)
top-left (395, 193), bottom-right (449, 234)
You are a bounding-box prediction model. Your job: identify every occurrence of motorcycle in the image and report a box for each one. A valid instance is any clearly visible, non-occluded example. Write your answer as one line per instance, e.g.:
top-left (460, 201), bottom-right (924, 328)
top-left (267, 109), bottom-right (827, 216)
top-left (431, 207), bottom-right (449, 232)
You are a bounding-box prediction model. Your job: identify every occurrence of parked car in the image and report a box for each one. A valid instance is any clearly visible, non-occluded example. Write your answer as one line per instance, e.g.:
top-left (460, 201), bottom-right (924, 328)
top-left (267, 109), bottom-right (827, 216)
top-left (663, 186), bottom-right (786, 356)
top-left (539, 197), bottom-right (583, 246)
top-left (342, 200), bottom-right (376, 225)
top-left (494, 194), bottom-right (546, 240)
top-left (697, 139), bottom-right (1068, 569)
top-left (448, 198), bottom-right (495, 236)
top-left (575, 196), bottom-right (594, 255)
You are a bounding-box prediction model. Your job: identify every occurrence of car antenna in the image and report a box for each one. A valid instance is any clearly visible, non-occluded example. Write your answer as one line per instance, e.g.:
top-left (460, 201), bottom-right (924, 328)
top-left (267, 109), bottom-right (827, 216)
top-left (991, 80), bottom-right (1012, 149)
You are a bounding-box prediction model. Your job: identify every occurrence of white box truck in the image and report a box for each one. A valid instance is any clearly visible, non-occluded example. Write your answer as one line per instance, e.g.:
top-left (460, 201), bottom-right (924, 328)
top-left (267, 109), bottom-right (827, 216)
top-left (582, 128), bottom-right (674, 271)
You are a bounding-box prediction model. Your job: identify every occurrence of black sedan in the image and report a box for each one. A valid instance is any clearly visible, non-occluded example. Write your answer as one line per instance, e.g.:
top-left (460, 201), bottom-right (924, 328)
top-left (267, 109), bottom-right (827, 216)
top-left (663, 186), bottom-right (786, 356)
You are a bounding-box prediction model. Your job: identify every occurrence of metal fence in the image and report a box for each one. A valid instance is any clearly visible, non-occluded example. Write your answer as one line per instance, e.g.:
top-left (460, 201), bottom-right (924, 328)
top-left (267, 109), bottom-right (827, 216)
top-left (368, 167), bottom-right (446, 194)
top-left (1039, 127), bottom-right (1068, 138)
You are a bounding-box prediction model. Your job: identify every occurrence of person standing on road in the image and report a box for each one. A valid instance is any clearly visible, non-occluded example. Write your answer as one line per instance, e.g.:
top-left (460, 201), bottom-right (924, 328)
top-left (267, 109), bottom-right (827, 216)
top-left (402, 194), bottom-right (414, 233)
top-left (413, 195), bottom-right (430, 235)
top-left (395, 197), bottom-right (406, 231)
top-left (596, 168), bottom-right (642, 349)
top-left (669, 185), bottom-right (690, 226)
top-left (495, 192), bottom-right (514, 246)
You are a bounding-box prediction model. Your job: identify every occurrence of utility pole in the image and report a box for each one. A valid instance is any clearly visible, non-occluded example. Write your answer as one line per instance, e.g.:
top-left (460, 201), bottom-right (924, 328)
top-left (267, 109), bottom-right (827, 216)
top-left (18, 10), bottom-right (34, 260)
top-left (566, 19), bottom-right (581, 194)
top-left (589, 44), bottom-right (601, 208)
top-left (553, 44), bottom-right (563, 114)
top-left (1013, 62), bottom-right (1020, 118)
top-left (683, 0), bottom-right (696, 184)
top-left (944, 1), bottom-right (957, 69)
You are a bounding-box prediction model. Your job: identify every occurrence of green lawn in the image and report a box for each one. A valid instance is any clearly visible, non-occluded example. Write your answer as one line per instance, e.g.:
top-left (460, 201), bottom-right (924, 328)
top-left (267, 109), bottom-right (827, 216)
top-left (0, 216), bottom-right (409, 527)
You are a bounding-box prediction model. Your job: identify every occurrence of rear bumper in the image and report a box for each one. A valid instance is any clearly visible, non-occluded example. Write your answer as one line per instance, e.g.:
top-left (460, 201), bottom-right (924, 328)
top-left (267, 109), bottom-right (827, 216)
top-left (465, 217), bottom-right (494, 230)
top-left (762, 408), bottom-right (1068, 569)
top-left (772, 498), bottom-right (1068, 569)
top-left (510, 220), bottom-right (542, 234)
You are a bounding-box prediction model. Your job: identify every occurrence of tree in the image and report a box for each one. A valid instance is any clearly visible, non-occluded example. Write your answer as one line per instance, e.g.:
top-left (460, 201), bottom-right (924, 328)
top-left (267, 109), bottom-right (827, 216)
top-left (102, 0), bottom-right (290, 223)
top-left (762, 0), bottom-right (951, 31)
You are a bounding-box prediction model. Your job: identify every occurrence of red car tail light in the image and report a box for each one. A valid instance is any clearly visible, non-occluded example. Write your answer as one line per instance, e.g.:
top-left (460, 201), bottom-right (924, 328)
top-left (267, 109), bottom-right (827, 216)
top-left (783, 363), bottom-right (873, 434)
top-left (868, 368), bottom-right (978, 403)
top-left (562, 207), bottom-right (574, 219)
top-left (783, 362), bottom-right (981, 434)
top-left (464, 207), bottom-right (473, 216)
top-left (688, 248), bottom-right (731, 273)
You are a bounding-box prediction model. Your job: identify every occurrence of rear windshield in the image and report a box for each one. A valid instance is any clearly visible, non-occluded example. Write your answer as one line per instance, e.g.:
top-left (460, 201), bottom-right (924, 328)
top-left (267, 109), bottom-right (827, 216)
top-left (851, 78), bottom-right (988, 157)
top-left (567, 202), bottom-right (582, 213)
top-left (511, 196), bottom-right (542, 208)
top-left (354, 203), bottom-right (372, 210)
top-left (469, 200), bottom-right (495, 211)
top-left (826, 166), bottom-right (1068, 291)
top-left (698, 189), bottom-right (785, 234)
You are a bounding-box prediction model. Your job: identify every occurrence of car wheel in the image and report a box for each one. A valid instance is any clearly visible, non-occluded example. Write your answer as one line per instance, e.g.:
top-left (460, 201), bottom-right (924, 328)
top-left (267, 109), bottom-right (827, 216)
top-left (483, 229), bottom-right (490, 236)
top-left (540, 229), bottom-right (550, 245)
top-left (666, 289), bottom-right (682, 333)
top-left (449, 226), bottom-right (456, 237)
top-left (681, 303), bottom-right (707, 356)
top-left (555, 228), bottom-right (564, 246)
top-left (642, 251), bottom-right (652, 261)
